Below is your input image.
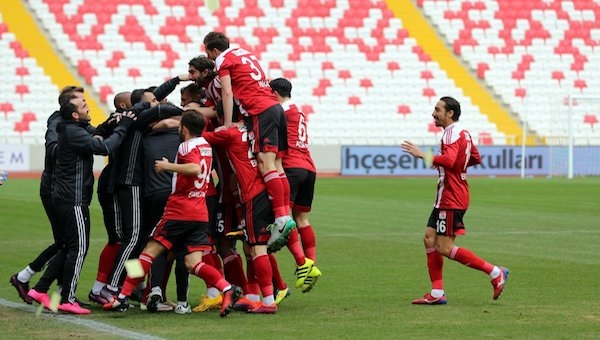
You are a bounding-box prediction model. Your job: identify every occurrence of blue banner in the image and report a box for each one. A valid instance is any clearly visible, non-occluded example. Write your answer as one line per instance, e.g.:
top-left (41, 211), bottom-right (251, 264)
top-left (341, 146), bottom-right (599, 176)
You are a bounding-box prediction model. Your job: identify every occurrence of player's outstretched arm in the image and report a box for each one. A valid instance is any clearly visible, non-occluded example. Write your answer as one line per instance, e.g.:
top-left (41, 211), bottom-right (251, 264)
top-left (155, 157), bottom-right (201, 176)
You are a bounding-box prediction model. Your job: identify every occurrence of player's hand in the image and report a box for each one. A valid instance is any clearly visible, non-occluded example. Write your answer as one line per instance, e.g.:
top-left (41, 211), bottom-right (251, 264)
top-left (400, 140), bottom-right (424, 159)
top-left (178, 73), bottom-right (192, 82)
top-left (122, 111), bottom-right (137, 121)
top-left (155, 157), bottom-right (170, 173)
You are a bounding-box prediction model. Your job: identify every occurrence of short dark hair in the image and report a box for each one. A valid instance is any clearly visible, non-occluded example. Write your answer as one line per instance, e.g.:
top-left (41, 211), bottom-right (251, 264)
top-left (440, 96), bottom-right (461, 121)
top-left (269, 78), bottom-right (292, 98)
top-left (181, 83), bottom-right (204, 102)
top-left (59, 102), bottom-right (78, 121)
top-left (181, 110), bottom-right (206, 137)
top-left (58, 86), bottom-right (84, 106)
top-left (131, 88), bottom-right (153, 105)
top-left (203, 31), bottom-right (229, 52)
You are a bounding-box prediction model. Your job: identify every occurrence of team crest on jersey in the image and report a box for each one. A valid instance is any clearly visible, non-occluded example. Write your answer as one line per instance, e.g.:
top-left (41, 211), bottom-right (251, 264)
top-left (439, 211), bottom-right (446, 219)
top-left (200, 147), bottom-right (212, 156)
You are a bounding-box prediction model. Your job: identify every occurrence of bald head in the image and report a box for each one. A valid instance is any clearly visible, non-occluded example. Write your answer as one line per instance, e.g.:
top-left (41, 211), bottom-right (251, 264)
top-left (113, 92), bottom-right (132, 112)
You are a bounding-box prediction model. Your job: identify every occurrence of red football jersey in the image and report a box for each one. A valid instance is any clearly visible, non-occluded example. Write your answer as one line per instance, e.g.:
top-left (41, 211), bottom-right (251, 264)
top-left (432, 123), bottom-right (481, 210)
top-left (161, 137), bottom-right (213, 222)
top-left (203, 124), bottom-right (265, 203)
top-left (281, 100), bottom-right (316, 172)
top-left (204, 76), bottom-right (222, 108)
top-left (215, 47), bottom-right (278, 116)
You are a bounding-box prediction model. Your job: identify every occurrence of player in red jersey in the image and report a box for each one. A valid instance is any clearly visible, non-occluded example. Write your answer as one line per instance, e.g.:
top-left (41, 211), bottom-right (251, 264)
top-left (203, 111), bottom-right (280, 314)
top-left (401, 97), bottom-right (509, 305)
top-left (103, 110), bottom-right (241, 317)
top-left (203, 32), bottom-right (296, 250)
top-left (270, 78), bottom-right (322, 296)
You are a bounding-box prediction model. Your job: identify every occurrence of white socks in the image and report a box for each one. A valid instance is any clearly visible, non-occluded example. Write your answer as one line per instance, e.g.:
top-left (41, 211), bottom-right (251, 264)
top-left (17, 266), bottom-right (36, 283)
top-left (431, 289), bottom-right (445, 298)
top-left (489, 266), bottom-right (501, 279)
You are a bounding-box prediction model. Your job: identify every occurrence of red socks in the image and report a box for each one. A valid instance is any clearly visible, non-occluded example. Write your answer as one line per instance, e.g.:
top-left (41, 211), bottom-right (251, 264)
top-left (298, 225), bottom-right (316, 261)
top-left (245, 256), bottom-right (261, 295)
top-left (223, 253), bottom-right (248, 292)
top-left (268, 253), bottom-right (287, 290)
top-left (252, 253), bottom-right (274, 297)
top-left (192, 261), bottom-right (229, 292)
top-left (286, 229), bottom-right (305, 266)
top-left (121, 252), bottom-right (154, 296)
top-left (449, 246), bottom-right (494, 274)
top-left (96, 242), bottom-right (120, 283)
top-left (426, 247), bottom-right (444, 290)
top-left (263, 170), bottom-right (287, 218)
top-left (279, 172), bottom-right (290, 209)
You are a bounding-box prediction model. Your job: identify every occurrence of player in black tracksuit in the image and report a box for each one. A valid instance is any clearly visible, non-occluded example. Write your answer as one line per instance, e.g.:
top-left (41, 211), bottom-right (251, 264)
top-left (10, 87), bottom-right (93, 304)
top-left (105, 86), bottom-right (184, 294)
top-left (52, 99), bottom-right (134, 312)
top-left (87, 92), bottom-right (133, 305)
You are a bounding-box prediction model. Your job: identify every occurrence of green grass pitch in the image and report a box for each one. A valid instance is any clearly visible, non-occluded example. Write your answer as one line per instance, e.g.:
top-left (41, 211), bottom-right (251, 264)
top-left (0, 177), bottom-right (599, 339)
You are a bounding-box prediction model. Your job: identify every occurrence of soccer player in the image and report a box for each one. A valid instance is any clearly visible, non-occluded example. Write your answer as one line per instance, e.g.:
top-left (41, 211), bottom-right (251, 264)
top-left (269, 78), bottom-right (322, 295)
top-left (203, 110), bottom-right (279, 314)
top-left (103, 110), bottom-right (241, 317)
top-left (186, 56), bottom-right (249, 313)
top-left (203, 32), bottom-right (296, 248)
top-left (400, 96), bottom-right (509, 305)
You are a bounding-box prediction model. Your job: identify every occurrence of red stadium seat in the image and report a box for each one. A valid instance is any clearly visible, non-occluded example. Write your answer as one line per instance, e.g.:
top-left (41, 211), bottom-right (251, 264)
top-left (77, 60), bottom-right (97, 84)
top-left (422, 87), bottom-right (436, 102)
top-left (583, 114), bottom-right (598, 129)
top-left (14, 121), bottom-right (30, 133)
top-left (478, 132), bottom-right (494, 145)
top-left (347, 95), bottom-right (362, 111)
top-left (387, 61), bottom-right (400, 77)
top-left (397, 105), bottom-right (411, 119)
top-left (551, 71), bottom-right (565, 86)
top-left (21, 112), bottom-right (37, 123)
top-left (15, 84), bottom-right (30, 100)
top-left (338, 70), bottom-right (352, 83)
top-left (420, 70), bottom-right (433, 85)
top-left (15, 66), bottom-right (29, 78)
top-left (1, 102), bottom-right (15, 120)
top-left (515, 88), bottom-right (526, 101)
top-left (359, 78), bottom-right (373, 93)
top-left (99, 85), bottom-right (114, 104)
top-left (476, 62), bottom-right (489, 79)
top-left (574, 79), bottom-right (587, 93)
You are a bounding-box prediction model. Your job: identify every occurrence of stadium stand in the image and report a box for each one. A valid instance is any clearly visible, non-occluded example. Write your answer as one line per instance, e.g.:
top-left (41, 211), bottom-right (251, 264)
top-left (420, 0), bottom-right (600, 141)
top-left (1, 0), bottom-right (598, 146)
top-left (0, 14), bottom-right (57, 145)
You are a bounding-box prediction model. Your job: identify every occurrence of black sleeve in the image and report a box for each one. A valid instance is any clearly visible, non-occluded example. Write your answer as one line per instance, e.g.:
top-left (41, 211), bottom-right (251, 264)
top-left (94, 115), bottom-right (118, 138)
top-left (153, 77), bottom-right (180, 102)
top-left (133, 104), bottom-right (183, 129)
top-left (72, 118), bottom-right (134, 156)
top-left (45, 113), bottom-right (61, 150)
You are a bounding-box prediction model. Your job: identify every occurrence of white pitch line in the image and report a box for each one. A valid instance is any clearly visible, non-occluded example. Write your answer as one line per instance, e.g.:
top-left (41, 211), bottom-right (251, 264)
top-left (0, 298), bottom-right (164, 340)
